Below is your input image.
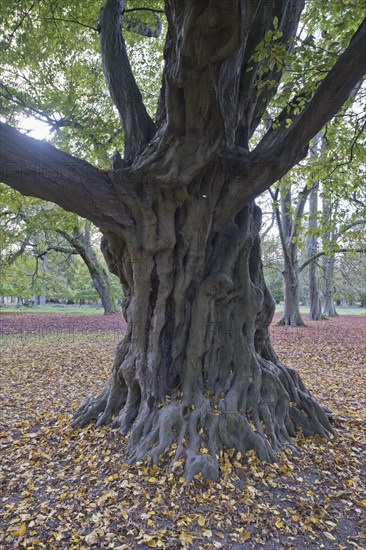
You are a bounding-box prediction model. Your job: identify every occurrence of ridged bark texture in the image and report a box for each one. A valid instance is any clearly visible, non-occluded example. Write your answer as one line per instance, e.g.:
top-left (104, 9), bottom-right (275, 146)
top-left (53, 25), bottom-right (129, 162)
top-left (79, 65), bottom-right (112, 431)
top-left (72, 171), bottom-right (332, 481)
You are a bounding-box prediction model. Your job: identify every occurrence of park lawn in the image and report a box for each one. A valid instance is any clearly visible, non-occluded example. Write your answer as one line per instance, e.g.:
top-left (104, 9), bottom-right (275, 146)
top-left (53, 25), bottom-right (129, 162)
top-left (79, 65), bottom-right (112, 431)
top-left (0, 315), bottom-right (365, 549)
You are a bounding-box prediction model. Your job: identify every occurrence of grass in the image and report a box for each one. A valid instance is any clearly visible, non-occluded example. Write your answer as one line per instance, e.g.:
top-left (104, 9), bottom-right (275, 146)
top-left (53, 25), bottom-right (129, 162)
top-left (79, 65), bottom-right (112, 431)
top-left (0, 304), bottom-right (105, 315)
top-left (1, 303), bottom-right (365, 316)
top-left (275, 304), bottom-right (366, 316)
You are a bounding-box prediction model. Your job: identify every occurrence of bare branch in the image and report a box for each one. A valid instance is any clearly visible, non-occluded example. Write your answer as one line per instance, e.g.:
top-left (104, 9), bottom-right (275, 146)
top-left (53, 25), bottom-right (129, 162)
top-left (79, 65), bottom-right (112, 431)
top-left (0, 122), bottom-right (134, 231)
top-left (99, 0), bottom-right (156, 163)
top-left (124, 8), bottom-right (164, 15)
top-left (334, 219), bottom-right (366, 240)
top-left (33, 16), bottom-right (99, 32)
top-left (300, 248), bottom-right (366, 273)
top-left (1, 238), bottom-right (30, 266)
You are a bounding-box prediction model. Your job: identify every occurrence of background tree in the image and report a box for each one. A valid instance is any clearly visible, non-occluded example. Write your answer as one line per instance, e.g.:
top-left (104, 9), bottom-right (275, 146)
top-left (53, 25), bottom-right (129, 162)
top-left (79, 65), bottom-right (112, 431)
top-left (270, 176), bottom-right (310, 327)
top-left (0, 185), bottom-right (121, 312)
top-left (1, 1), bottom-right (365, 481)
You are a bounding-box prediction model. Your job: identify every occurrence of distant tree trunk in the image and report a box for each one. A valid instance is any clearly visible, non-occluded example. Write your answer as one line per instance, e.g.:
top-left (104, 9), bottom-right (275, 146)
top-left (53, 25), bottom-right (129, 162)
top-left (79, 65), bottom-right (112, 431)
top-left (39, 252), bottom-right (48, 306)
top-left (321, 198), bottom-right (338, 317)
top-left (322, 254), bottom-right (338, 317)
top-left (274, 184), bottom-right (306, 327)
top-left (281, 243), bottom-right (305, 326)
top-left (58, 224), bottom-right (118, 314)
top-left (307, 153), bottom-right (322, 320)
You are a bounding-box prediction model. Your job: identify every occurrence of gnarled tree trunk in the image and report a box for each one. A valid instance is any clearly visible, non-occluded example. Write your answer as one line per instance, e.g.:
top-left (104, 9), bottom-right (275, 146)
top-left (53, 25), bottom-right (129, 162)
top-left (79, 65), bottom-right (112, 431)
top-left (73, 192), bottom-right (332, 481)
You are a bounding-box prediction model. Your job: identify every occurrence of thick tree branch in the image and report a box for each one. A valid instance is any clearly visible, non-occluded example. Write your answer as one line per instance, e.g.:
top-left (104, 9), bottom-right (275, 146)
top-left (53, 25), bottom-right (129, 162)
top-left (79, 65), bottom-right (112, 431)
top-left (44, 245), bottom-right (78, 255)
top-left (99, 0), bottom-right (156, 163)
top-left (255, 18), bottom-right (366, 171)
top-left (0, 122), bottom-right (134, 231)
top-left (216, 18), bottom-right (366, 228)
top-left (235, 0), bottom-right (305, 146)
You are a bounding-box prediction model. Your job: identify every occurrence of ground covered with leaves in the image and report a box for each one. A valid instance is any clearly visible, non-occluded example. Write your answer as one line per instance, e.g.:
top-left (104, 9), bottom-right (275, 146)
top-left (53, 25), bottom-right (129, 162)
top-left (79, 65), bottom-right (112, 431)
top-left (1, 313), bottom-right (365, 549)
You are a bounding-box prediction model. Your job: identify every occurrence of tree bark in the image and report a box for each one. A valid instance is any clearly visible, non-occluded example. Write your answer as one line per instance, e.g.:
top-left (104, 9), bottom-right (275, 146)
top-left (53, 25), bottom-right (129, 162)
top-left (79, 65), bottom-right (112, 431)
top-left (307, 136), bottom-right (322, 321)
top-left (308, 186), bottom-right (321, 320)
top-left (280, 250), bottom-right (306, 326)
top-left (73, 195), bottom-right (331, 481)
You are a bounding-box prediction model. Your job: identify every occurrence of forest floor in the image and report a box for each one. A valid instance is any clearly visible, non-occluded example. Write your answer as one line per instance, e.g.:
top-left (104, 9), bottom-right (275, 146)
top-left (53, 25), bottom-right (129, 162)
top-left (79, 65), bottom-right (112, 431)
top-left (0, 313), bottom-right (365, 549)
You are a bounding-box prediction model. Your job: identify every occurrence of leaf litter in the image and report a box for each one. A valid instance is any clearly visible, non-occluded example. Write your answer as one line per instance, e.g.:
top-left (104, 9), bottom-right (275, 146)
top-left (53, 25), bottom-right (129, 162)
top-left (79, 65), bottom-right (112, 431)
top-left (0, 313), bottom-right (365, 549)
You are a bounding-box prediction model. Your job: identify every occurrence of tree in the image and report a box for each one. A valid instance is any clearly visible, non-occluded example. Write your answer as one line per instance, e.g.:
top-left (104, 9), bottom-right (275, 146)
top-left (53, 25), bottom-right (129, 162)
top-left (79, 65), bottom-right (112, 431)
top-left (0, 185), bottom-right (120, 312)
top-left (271, 179), bottom-right (309, 327)
top-left (55, 223), bottom-right (119, 313)
top-left (1, 1), bottom-right (365, 481)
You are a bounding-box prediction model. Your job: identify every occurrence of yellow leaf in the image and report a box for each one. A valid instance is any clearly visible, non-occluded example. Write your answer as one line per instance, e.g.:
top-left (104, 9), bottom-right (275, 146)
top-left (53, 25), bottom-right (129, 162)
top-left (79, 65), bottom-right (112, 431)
top-left (241, 530), bottom-right (251, 541)
top-left (8, 523), bottom-right (27, 537)
top-left (148, 477), bottom-right (157, 483)
top-left (359, 500), bottom-right (366, 508)
top-left (85, 531), bottom-right (99, 544)
top-left (275, 521), bottom-right (284, 529)
top-left (197, 515), bottom-right (205, 527)
top-left (121, 508), bottom-right (129, 521)
top-left (97, 489), bottom-right (117, 505)
top-left (292, 514), bottom-right (300, 522)
top-left (179, 532), bottom-right (194, 545)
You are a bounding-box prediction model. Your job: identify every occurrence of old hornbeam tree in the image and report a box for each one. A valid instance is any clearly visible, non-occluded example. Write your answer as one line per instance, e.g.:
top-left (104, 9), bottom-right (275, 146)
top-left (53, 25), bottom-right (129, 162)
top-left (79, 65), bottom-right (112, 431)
top-left (1, 1), bottom-right (365, 480)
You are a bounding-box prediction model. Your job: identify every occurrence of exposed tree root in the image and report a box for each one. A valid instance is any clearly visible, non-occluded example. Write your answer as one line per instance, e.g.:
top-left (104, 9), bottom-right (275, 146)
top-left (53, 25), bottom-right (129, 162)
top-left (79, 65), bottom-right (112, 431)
top-left (72, 353), bottom-right (333, 482)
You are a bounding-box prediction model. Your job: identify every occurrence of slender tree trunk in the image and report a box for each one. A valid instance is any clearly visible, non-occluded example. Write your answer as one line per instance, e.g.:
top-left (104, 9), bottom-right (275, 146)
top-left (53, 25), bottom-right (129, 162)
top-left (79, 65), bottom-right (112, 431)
top-left (321, 197), bottom-right (338, 317)
top-left (322, 254), bottom-right (338, 317)
top-left (308, 187), bottom-right (321, 320)
top-left (39, 252), bottom-right (48, 306)
top-left (281, 245), bottom-right (305, 326)
top-left (275, 185), bottom-right (306, 327)
top-left (59, 225), bottom-right (119, 315)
